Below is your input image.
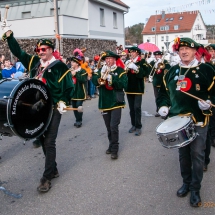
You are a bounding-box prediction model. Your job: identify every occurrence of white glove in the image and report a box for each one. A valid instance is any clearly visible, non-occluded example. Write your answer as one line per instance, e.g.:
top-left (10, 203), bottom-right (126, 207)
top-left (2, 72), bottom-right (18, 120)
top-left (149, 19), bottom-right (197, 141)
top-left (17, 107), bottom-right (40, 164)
top-left (1, 20), bottom-right (11, 33)
top-left (158, 106), bottom-right (169, 117)
top-left (148, 76), bottom-right (153, 83)
top-left (106, 74), bottom-right (112, 82)
top-left (57, 101), bottom-right (67, 114)
top-left (198, 100), bottom-right (211, 110)
top-left (101, 65), bottom-right (107, 75)
top-left (128, 62), bottom-right (138, 71)
top-left (94, 68), bottom-right (98, 73)
top-left (125, 60), bottom-right (131, 66)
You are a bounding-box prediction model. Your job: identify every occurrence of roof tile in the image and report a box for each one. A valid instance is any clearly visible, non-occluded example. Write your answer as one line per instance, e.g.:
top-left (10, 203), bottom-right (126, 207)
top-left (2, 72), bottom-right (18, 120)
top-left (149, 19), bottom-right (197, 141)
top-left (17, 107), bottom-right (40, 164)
top-left (142, 11), bottom-right (199, 35)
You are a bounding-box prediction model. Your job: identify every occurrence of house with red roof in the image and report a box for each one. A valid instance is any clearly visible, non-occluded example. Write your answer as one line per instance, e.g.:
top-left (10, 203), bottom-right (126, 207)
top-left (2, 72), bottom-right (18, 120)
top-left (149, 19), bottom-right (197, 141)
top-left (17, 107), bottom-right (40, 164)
top-left (142, 11), bottom-right (208, 52)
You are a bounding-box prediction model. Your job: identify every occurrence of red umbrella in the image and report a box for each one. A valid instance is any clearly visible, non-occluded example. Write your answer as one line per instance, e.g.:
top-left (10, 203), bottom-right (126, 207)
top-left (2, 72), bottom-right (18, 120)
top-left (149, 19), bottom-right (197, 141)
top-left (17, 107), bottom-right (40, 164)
top-left (138, 42), bottom-right (160, 52)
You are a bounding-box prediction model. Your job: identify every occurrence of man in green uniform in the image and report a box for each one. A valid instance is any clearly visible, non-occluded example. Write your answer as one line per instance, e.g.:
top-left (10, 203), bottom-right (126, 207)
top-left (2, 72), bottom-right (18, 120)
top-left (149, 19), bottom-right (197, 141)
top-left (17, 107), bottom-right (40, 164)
top-left (157, 37), bottom-right (215, 207)
top-left (70, 55), bottom-right (87, 128)
top-left (1, 21), bottom-right (74, 192)
top-left (92, 51), bottom-right (127, 159)
top-left (149, 51), bottom-right (171, 117)
top-left (125, 47), bottom-right (149, 136)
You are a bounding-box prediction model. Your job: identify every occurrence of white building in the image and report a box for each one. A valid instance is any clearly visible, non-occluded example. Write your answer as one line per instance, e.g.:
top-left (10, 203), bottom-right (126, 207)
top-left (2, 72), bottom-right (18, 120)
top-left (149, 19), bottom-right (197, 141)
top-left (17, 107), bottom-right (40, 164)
top-left (0, 0), bottom-right (129, 46)
top-left (142, 11), bottom-right (208, 52)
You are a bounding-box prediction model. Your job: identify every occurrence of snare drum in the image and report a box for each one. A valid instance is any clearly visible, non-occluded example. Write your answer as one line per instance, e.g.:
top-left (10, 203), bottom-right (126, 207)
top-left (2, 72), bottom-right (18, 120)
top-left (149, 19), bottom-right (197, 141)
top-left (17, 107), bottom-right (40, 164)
top-left (0, 79), bottom-right (53, 139)
top-left (156, 115), bottom-right (197, 149)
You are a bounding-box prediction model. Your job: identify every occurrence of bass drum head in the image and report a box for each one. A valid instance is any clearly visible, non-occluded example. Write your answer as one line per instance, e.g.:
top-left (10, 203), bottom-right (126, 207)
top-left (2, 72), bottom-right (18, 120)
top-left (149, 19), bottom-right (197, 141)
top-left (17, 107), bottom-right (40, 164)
top-left (156, 115), bottom-right (191, 134)
top-left (7, 79), bottom-right (53, 139)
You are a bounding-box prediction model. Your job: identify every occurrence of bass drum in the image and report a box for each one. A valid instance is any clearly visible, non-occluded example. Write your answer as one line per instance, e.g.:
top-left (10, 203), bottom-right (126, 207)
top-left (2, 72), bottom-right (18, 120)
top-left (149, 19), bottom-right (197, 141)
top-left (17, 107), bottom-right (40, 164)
top-left (0, 79), bottom-right (53, 139)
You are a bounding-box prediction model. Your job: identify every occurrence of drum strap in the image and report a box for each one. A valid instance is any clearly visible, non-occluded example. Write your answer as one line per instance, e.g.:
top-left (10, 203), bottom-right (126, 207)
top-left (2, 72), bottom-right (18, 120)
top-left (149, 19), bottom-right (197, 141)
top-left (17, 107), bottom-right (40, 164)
top-left (35, 60), bottom-right (60, 79)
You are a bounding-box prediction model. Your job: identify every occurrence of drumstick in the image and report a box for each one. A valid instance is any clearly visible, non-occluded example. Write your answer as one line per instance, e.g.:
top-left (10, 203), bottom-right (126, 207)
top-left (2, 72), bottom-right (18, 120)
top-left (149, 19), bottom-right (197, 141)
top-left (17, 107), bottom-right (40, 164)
top-left (64, 106), bottom-right (83, 112)
top-left (4, 5), bottom-right (9, 21)
top-left (180, 90), bottom-right (215, 107)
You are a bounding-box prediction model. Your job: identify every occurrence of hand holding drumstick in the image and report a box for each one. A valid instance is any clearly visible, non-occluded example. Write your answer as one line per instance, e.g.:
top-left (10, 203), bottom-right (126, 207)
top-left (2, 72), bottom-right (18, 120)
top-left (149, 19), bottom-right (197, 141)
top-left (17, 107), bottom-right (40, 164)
top-left (180, 90), bottom-right (214, 110)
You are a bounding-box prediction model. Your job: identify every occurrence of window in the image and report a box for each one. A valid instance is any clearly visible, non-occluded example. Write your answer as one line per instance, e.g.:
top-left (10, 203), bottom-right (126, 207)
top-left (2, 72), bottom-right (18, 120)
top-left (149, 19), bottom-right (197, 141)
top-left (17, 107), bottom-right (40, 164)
top-left (174, 25), bottom-right (179, 30)
top-left (161, 36), bottom-right (164, 41)
top-left (22, 11), bottom-right (31, 18)
top-left (100, 8), bottom-right (105, 26)
top-left (113, 12), bottom-right (117, 28)
top-left (166, 36), bottom-right (169, 41)
top-left (179, 16), bottom-right (183, 20)
top-left (160, 26), bottom-right (165, 31)
top-left (165, 25), bottom-right (169, 30)
top-left (147, 37), bottom-right (151, 42)
top-left (151, 27), bottom-right (156, 31)
top-left (180, 35), bottom-right (183, 38)
top-left (157, 19), bottom-right (160, 22)
top-left (152, 37), bottom-right (155, 42)
top-left (169, 17), bottom-right (174, 21)
top-left (175, 35), bottom-right (178, 38)
top-left (165, 18), bottom-right (169, 21)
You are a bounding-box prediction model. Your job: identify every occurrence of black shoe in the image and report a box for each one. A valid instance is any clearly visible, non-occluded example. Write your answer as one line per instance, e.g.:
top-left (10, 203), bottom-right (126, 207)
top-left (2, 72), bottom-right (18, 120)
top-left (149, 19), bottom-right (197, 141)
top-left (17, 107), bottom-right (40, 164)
top-left (33, 139), bottom-right (42, 148)
top-left (135, 128), bottom-right (142, 136)
top-left (111, 152), bottom-right (118, 159)
top-left (203, 164), bottom-right (208, 171)
top-left (190, 191), bottom-right (201, 207)
top-left (177, 184), bottom-right (190, 197)
top-left (106, 148), bottom-right (111, 154)
top-left (51, 170), bottom-right (60, 179)
top-left (37, 177), bottom-right (51, 192)
top-left (211, 139), bottom-right (215, 147)
top-left (129, 126), bottom-right (136, 133)
top-left (75, 122), bottom-right (82, 128)
top-left (155, 113), bottom-right (160, 117)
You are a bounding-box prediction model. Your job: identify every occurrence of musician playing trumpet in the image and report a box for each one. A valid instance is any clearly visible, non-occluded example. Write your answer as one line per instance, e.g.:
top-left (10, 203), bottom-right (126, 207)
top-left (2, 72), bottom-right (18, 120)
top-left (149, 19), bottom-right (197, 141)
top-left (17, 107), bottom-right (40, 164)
top-left (149, 51), bottom-right (170, 117)
top-left (92, 51), bottom-right (127, 159)
top-left (125, 47), bottom-right (149, 136)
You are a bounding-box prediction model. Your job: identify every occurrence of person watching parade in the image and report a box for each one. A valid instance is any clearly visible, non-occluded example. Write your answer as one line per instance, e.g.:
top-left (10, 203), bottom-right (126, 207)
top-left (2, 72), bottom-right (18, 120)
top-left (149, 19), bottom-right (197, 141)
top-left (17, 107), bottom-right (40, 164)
top-left (157, 37), bottom-right (215, 207)
top-left (1, 20), bottom-right (74, 193)
top-left (124, 47), bottom-right (149, 136)
top-left (149, 51), bottom-right (171, 117)
top-left (92, 51), bottom-right (127, 159)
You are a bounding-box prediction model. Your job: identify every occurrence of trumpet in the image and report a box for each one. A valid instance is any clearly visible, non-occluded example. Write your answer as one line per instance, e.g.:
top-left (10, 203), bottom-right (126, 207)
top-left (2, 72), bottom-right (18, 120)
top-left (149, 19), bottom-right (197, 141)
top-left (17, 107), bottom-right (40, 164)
top-left (148, 53), bottom-right (167, 82)
top-left (124, 61), bottom-right (133, 72)
top-left (98, 66), bottom-right (111, 85)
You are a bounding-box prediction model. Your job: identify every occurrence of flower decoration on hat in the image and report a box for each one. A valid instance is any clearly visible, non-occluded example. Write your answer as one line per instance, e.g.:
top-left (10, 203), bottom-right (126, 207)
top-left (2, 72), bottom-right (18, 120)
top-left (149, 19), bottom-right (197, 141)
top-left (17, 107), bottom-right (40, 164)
top-left (173, 37), bottom-right (180, 52)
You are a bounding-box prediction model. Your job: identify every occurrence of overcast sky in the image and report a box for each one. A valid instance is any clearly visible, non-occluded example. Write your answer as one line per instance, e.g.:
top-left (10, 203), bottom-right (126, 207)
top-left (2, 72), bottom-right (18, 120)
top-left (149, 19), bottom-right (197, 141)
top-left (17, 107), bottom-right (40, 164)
top-left (122, 0), bottom-right (215, 27)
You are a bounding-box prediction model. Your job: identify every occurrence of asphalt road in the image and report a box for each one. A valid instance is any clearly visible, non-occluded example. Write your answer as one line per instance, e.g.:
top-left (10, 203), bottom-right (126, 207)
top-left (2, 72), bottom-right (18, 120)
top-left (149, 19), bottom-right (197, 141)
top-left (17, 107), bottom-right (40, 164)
top-left (1, 83), bottom-right (215, 215)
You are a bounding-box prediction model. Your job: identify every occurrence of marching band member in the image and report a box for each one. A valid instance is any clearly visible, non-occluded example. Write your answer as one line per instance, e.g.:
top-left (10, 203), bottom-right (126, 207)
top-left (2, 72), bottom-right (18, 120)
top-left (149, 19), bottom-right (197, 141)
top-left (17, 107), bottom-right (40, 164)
top-left (70, 50), bottom-right (88, 128)
top-left (196, 45), bottom-right (215, 171)
top-left (157, 37), bottom-right (215, 207)
top-left (149, 51), bottom-right (170, 117)
top-left (92, 51), bottom-right (127, 159)
top-left (1, 21), bottom-right (74, 192)
top-left (125, 47), bottom-right (149, 136)
top-left (206, 44), bottom-right (215, 67)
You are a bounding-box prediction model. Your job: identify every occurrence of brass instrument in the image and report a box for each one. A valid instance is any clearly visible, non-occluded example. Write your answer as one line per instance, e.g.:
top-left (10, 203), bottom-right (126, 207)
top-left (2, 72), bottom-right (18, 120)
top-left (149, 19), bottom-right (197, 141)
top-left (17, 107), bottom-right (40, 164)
top-left (96, 52), bottom-right (106, 70)
top-left (98, 66), bottom-right (110, 85)
top-left (148, 52), bottom-right (167, 82)
top-left (124, 61), bottom-right (133, 72)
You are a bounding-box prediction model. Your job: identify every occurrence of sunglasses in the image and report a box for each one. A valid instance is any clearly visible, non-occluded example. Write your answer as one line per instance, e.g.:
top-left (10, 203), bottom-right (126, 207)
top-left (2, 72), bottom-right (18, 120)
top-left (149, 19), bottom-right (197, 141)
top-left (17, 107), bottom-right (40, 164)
top-left (35, 47), bottom-right (50, 53)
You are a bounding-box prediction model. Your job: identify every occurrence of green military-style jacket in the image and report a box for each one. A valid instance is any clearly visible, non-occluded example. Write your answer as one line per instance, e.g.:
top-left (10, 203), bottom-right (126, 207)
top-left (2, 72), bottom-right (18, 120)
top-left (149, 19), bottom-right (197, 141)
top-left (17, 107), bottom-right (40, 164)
top-left (157, 63), bottom-right (215, 125)
top-left (71, 68), bottom-right (87, 100)
top-left (92, 66), bottom-right (127, 111)
top-left (125, 58), bottom-right (149, 94)
top-left (150, 59), bottom-right (171, 87)
top-left (4, 32), bottom-right (74, 105)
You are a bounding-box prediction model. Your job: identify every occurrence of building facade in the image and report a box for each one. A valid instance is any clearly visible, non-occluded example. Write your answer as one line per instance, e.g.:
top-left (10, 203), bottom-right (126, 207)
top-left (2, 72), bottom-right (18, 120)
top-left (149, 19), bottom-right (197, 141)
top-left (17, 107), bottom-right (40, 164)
top-left (142, 11), bottom-right (208, 52)
top-left (0, 0), bottom-right (129, 46)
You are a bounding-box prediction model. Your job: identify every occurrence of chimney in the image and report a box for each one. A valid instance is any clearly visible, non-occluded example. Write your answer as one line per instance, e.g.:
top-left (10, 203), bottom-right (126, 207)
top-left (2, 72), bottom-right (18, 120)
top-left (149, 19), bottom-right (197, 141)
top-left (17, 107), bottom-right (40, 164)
top-left (162, 11), bottom-right (165, 19)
